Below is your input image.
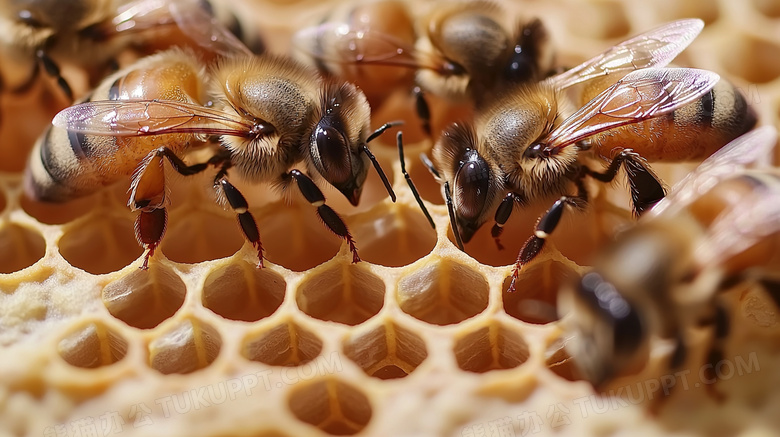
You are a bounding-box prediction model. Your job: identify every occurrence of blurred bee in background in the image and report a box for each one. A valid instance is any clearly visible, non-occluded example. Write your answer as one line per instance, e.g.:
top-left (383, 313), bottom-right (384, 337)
top-left (293, 0), bottom-right (554, 135)
top-left (0, 0), bottom-right (265, 173)
top-left (407, 19), bottom-right (756, 290)
top-left (24, 12), bottom-right (397, 268)
top-left (559, 125), bottom-right (779, 392)
top-left (0, 0), bottom-right (263, 104)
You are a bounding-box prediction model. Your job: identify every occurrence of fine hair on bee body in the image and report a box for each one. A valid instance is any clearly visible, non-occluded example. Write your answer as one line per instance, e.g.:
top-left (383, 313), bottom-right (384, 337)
top-left (293, 0), bottom-right (554, 134)
top-left (558, 126), bottom-right (780, 397)
top-left (404, 18), bottom-right (758, 291)
top-left (25, 19), bottom-right (398, 269)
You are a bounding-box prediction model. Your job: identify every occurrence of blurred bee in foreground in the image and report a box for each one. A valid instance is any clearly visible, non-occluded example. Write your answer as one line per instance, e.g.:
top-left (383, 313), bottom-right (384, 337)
top-left (559, 125), bottom-right (779, 391)
top-left (293, 0), bottom-right (554, 134)
top-left (0, 0), bottom-right (262, 102)
top-left (408, 19), bottom-right (756, 290)
top-left (24, 15), bottom-right (397, 268)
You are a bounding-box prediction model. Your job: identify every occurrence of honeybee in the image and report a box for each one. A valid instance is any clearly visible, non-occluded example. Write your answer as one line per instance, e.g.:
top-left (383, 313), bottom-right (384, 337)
top-left (558, 125), bottom-right (780, 390)
top-left (293, 0), bottom-right (553, 133)
top-left (411, 19), bottom-right (756, 289)
top-left (24, 19), bottom-right (397, 268)
top-left (0, 0), bottom-right (261, 101)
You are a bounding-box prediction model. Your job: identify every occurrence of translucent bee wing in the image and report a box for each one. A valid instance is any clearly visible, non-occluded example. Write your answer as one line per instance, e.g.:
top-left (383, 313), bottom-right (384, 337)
top-left (543, 68), bottom-right (719, 152)
top-left (548, 19), bottom-right (704, 90)
top-left (650, 126), bottom-right (778, 218)
top-left (167, 0), bottom-right (253, 57)
top-left (52, 100), bottom-right (257, 137)
top-left (292, 22), bottom-right (424, 69)
top-left (112, 0), bottom-right (174, 32)
top-left (699, 170), bottom-right (780, 267)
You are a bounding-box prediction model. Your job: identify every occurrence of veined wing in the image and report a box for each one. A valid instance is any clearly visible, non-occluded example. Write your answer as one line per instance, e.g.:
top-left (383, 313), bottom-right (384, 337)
top-left (53, 99), bottom-right (259, 137)
top-left (650, 126), bottom-right (778, 218)
top-left (541, 68), bottom-right (719, 153)
top-left (293, 22), bottom-right (428, 70)
top-left (548, 19), bottom-right (703, 90)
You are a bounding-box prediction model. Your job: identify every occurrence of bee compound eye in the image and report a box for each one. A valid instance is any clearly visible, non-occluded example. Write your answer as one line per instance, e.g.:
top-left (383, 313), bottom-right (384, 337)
top-left (313, 124), bottom-right (351, 185)
top-left (454, 152), bottom-right (491, 221)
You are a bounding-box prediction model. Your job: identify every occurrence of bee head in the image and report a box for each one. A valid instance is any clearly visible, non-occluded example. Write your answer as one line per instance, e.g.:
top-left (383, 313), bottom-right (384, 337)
top-left (434, 123), bottom-right (502, 244)
top-left (560, 270), bottom-right (646, 389)
top-left (416, 2), bottom-right (509, 100)
top-left (309, 81), bottom-right (371, 206)
top-left (11, 0), bottom-right (109, 36)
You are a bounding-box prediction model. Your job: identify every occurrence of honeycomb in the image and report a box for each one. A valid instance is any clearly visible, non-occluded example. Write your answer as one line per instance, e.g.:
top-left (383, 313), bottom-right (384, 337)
top-left (2, 0), bottom-right (780, 436)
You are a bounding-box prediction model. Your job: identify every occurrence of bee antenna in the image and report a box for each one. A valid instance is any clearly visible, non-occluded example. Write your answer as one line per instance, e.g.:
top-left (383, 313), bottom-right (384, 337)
top-left (420, 153), bottom-right (441, 179)
top-left (360, 144), bottom-right (396, 202)
top-left (366, 120), bottom-right (404, 143)
top-left (397, 132), bottom-right (435, 229)
top-left (361, 121), bottom-right (403, 203)
top-left (444, 181), bottom-right (464, 251)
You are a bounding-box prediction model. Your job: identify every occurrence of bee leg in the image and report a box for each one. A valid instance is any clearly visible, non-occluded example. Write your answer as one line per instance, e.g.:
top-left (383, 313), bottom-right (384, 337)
top-left (412, 86), bottom-right (432, 138)
top-left (135, 208), bottom-right (168, 270)
top-left (289, 169), bottom-right (360, 263)
top-left (490, 192), bottom-right (524, 250)
top-left (509, 196), bottom-right (582, 292)
top-left (36, 50), bottom-right (73, 101)
top-left (214, 175), bottom-right (264, 268)
top-left (156, 146), bottom-right (230, 176)
top-left (397, 132), bottom-right (435, 229)
top-left (584, 150), bottom-right (665, 216)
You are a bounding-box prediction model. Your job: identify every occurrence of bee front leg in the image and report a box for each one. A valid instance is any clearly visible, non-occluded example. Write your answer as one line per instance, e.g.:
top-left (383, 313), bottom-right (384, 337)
top-left (490, 192), bottom-right (524, 250)
top-left (584, 149), bottom-right (666, 216)
top-left (289, 169), bottom-right (360, 263)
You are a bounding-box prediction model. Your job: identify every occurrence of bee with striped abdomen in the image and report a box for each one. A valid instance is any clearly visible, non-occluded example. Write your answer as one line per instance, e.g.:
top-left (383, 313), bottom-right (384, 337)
top-left (24, 15), bottom-right (396, 268)
top-left (293, 0), bottom-right (554, 134)
top-left (410, 19), bottom-right (755, 290)
top-left (559, 126), bottom-right (779, 391)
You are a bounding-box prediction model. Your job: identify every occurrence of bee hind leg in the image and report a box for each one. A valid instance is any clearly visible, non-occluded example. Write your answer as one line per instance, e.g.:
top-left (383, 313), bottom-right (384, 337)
top-left (135, 208), bottom-right (168, 270)
top-left (584, 150), bottom-right (666, 216)
top-left (288, 169), bottom-right (360, 263)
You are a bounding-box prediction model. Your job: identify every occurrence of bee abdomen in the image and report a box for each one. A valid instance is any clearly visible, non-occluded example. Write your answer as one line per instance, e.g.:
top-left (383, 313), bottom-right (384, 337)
top-left (595, 80), bottom-right (757, 162)
top-left (24, 126), bottom-right (109, 202)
